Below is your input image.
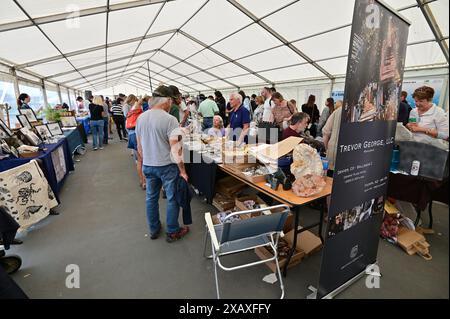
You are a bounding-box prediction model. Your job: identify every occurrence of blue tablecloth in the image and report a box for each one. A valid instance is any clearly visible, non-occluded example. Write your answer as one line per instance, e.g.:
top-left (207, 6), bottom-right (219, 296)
top-left (63, 128), bottom-right (84, 155)
top-left (0, 138), bottom-right (74, 203)
top-left (77, 116), bottom-right (90, 135)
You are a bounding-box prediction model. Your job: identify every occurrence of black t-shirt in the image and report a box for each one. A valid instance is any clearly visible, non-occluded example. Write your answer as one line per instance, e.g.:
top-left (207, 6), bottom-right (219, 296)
top-left (89, 103), bottom-right (104, 121)
top-left (301, 103), bottom-right (320, 123)
top-left (397, 101), bottom-right (411, 125)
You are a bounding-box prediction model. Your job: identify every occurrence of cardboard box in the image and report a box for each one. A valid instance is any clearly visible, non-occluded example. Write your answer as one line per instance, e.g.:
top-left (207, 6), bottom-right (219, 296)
top-left (212, 193), bottom-right (236, 212)
top-left (235, 195), bottom-right (269, 217)
top-left (215, 176), bottom-right (247, 198)
top-left (235, 195), bottom-right (293, 233)
top-left (254, 244), bottom-right (305, 273)
top-left (284, 229), bottom-right (322, 256)
top-left (226, 163), bottom-right (269, 183)
top-left (19, 151), bottom-right (40, 158)
top-left (251, 136), bottom-right (303, 166)
top-left (397, 226), bottom-right (431, 258)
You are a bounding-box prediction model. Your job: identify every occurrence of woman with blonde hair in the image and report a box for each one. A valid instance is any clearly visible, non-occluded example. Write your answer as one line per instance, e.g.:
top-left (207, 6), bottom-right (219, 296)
top-left (89, 96), bottom-right (105, 150)
top-left (123, 94), bottom-right (138, 118)
top-left (253, 96), bottom-right (265, 124)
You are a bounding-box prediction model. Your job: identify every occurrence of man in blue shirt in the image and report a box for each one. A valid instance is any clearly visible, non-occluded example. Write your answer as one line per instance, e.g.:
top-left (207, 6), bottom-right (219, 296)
top-left (227, 92), bottom-right (250, 145)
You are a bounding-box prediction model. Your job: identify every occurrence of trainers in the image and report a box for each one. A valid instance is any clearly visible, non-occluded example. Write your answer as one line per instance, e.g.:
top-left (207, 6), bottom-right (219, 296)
top-left (150, 226), bottom-right (161, 240)
top-left (99, 147), bottom-right (104, 150)
top-left (93, 147), bottom-right (98, 151)
top-left (166, 226), bottom-right (190, 243)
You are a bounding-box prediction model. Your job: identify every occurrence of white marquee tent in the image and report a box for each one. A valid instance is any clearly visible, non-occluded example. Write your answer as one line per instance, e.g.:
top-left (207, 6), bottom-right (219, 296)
top-left (0, 0), bottom-right (448, 115)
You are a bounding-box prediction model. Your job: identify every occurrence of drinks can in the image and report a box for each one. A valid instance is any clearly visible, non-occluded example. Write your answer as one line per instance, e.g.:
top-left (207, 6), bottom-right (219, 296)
top-left (408, 117), bottom-right (417, 123)
top-left (410, 160), bottom-right (420, 176)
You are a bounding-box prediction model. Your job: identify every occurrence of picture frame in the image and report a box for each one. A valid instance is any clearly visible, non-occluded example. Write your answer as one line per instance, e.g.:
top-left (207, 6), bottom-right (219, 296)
top-left (0, 139), bottom-right (18, 158)
top-left (19, 127), bottom-right (42, 146)
top-left (16, 114), bottom-right (33, 130)
top-left (35, 124), bottom-right (53, 141)
top-left (19, 108), bottom-right (38, 122)
top-left (60, 116), bottom-right (78, 128)
top-left (47, 122), bottom-right (63, 136)
top-left (0, 119), bottom-right (13, 136)
top-left (0, 126), bottom-right (10, 139)
top-left (9, 145), bottom-right (19, 158)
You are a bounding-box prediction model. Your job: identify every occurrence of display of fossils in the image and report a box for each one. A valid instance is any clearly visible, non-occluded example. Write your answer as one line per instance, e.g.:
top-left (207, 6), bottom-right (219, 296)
top-left (292, 174), bottom-right (326, 197)
top-left (290, 143), bottom-right (323, 180)
top-left (242, 166), bottom-right (270, 177)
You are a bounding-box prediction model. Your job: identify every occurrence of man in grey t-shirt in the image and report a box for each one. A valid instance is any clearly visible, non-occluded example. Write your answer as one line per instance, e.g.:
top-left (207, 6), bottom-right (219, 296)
top-left (136, 85), bottom-right (189, 242)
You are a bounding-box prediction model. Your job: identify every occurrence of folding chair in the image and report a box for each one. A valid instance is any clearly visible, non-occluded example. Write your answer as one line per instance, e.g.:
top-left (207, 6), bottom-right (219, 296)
top-left (204, 204), bottom-right (290, 299)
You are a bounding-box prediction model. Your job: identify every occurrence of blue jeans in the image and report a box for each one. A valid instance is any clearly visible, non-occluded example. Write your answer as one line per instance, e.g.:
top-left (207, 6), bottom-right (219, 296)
top-left (90, 120), bottom-right (104, 148)
top-left (143, 164), bottom-right (180, 234)
top-left (202, 117), bottom-right (213, 131)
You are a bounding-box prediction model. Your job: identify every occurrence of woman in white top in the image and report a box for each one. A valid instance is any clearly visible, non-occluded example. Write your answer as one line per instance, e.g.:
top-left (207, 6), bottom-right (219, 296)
top-left (322, 100), bottom-right (343, 173)
top-left (252, 96), bottom-right (265, 125)
top-left (406, 86), bottom-right (449, 143)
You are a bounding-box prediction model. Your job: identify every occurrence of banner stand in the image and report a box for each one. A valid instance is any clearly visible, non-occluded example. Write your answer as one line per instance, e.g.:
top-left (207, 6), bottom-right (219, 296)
top-left (306, 267), bottom-right (369, 299)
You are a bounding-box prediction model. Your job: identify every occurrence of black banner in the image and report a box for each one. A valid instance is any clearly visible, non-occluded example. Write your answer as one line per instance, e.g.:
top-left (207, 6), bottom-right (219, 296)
top-left (316, 0), bottom-right (409, 298)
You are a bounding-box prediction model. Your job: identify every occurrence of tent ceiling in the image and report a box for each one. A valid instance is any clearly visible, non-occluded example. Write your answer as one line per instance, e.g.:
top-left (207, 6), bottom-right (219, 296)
top-left (1, 0), bottom-right (446, 93)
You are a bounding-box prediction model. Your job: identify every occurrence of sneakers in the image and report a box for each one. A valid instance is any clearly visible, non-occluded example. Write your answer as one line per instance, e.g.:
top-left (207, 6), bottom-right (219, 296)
top-left (99, 147), bottom-right (104, 150)
top-left (150, 226), bottom-right (161, 240)
top-left (93, 147), bottom-right (98, 151)
top-left (166, 226), bottom-right (190, 243)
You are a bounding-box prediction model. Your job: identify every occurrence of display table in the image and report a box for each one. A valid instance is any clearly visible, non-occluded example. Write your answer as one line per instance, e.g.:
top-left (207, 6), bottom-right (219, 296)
top-left (0, 138), bottom-right (74, 203)
top-left (76, 115), bottom-right (90, 135)
top-left (63, 127), bottom-right (84, 155)
top-left (387, 173), bottom-right (448, 228)
top-left (184, 150), bottom-right (219, 204)
top-left (219, 163), bottom-right (333, 276)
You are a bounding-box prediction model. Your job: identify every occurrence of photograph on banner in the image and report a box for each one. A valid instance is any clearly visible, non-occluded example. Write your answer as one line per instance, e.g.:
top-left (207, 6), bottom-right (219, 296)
top-left (327, 195), bottom-right (384, 238)
top-left (343, 8), bottom-right (406, 123)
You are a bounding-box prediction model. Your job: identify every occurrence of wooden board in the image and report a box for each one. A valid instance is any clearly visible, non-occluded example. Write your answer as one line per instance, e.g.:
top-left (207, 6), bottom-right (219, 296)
top-left (219, 164), bottom-right (332, 207)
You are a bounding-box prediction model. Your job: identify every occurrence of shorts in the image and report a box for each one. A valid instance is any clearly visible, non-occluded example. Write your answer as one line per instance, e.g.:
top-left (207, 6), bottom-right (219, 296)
top-left (127, 131), bottom-right (137, 150)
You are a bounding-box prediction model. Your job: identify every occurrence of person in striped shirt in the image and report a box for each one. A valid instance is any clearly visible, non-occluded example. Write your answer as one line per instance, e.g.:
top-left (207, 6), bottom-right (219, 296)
top-left (111, 98), bottom-right (128, 141)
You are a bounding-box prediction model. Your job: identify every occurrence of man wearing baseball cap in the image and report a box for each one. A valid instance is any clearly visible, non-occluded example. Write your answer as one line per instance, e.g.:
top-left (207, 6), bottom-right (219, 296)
top-left (168, 85), bottom-right (189, 126)
top-left (136, 85), bottom-right (189, 242)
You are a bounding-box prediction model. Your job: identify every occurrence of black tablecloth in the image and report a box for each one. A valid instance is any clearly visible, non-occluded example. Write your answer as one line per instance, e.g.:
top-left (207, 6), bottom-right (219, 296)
top-left (184, 150), bottom-right (218, 204)
top-left (387, 173), bottom-right (449, 210)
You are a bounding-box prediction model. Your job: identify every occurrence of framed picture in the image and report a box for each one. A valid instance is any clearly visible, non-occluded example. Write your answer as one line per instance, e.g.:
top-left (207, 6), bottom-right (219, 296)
top-left (19, 108), bottom-right (38, 122)
top-left (47, 122), bottom-right (63, 136)
top-left (35, 124), bottom-right (52, 140)
top-left (9, 145), bottom-right (19, 158)
top-left (16, 114), bottom-right (33, 130)
top-left (0, 119), bottom-right (12, 136)
top-left (60, 116), bottom-right (78, 128)
top-left (0, 127), bottom-right (10, 139)
top-left (19, 127), bottom-right (42, 146)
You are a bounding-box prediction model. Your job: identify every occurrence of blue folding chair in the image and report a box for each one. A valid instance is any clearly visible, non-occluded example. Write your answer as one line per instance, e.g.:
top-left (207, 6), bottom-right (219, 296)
top-left (204, 204), bottom-right (290, 299)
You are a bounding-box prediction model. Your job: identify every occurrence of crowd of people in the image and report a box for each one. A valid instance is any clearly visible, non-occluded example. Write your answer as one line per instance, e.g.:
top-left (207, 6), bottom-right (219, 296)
top-left (14, 83), bottom-right (447, 244)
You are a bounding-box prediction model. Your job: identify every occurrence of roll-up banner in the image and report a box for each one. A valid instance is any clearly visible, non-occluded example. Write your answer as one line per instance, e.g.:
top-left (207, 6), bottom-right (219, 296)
top-left (316, 0), bottom-right (410, 299)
